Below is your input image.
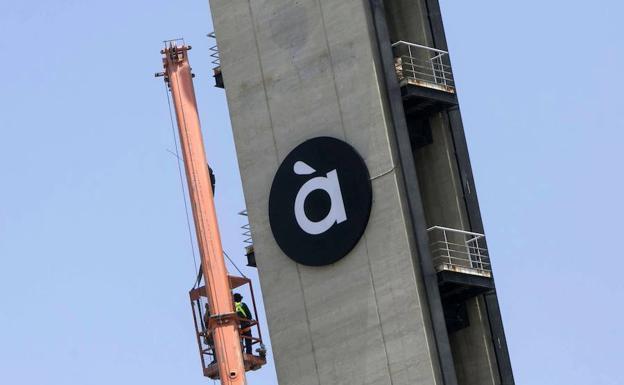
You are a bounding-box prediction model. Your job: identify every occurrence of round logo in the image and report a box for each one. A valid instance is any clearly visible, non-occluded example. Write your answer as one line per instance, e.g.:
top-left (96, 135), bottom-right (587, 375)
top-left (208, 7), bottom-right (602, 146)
top-left (268, 137), bottom-right (372, 266)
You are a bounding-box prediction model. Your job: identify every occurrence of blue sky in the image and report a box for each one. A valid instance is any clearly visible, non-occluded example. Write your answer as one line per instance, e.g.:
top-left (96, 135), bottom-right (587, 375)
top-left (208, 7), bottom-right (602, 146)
top-left (0, 1), bottom-right (622, 384)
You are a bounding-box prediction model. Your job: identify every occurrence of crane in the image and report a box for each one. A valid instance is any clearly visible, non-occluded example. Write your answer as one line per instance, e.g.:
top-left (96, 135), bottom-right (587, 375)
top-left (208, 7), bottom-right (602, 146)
top-left (158, 40), bottom-right (266, 384)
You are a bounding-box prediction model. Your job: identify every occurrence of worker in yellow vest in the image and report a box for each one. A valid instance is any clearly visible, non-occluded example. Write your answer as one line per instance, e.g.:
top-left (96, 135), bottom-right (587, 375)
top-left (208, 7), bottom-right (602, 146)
top-left (233, 293), bottom-right (253, 354)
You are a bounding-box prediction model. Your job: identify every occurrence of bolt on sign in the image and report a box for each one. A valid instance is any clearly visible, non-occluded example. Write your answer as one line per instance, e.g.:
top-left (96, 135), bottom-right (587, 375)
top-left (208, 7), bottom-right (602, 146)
top-left (269, 137), bottom-right (372, 266)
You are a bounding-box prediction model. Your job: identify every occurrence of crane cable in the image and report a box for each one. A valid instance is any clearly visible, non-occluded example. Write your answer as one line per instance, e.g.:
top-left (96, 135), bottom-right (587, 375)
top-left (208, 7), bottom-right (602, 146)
top-left (163, 80), bottom-right (200, 284)
top-left (163, 78), bottom-right (247, 286)
top-left (225, 250), bottom-right (247, 278)
top-left (195, 251), bottom-right (247, 288)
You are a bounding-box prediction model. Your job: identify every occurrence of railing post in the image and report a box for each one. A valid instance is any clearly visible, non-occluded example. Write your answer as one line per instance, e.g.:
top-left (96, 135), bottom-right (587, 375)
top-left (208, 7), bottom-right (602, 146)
top-left (440, 55), bottom-right (447, 86)
top-left (443, 229), bottom-right (451, 267)
top-left (431, 54), bottom-right (438, 84)
top-left (476, 237), bottom-right (483, 271)
top-left (407, 44), bottom-right (415, 80)
top-left (466, 237), bottom-right (478, 268)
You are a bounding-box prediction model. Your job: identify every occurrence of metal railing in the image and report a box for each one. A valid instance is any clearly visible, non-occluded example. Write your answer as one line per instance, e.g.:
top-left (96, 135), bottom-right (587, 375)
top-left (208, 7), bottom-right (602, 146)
top-left (427, 226), bottom-right (491, 277)
top-left (207, 32), bottom-right (220, 66)
top-left (189, 277), bottom-right (266, 379)
top-left (238, 210), bottom-right (253, 244)
top-left (392, 41), bottom-right (455, 93)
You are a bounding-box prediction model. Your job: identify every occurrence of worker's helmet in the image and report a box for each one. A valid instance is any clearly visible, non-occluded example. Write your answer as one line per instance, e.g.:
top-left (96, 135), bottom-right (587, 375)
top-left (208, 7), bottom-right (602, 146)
top-left (233, 293), bottom-right (243, 302)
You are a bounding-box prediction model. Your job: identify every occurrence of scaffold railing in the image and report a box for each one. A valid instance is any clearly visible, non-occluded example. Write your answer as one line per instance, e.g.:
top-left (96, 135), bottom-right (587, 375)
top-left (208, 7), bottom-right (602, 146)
top-left (392, 41), bottom-right (455, 93)
top-left (427, 226), bottom-right (491, 277)
top-left (189, 276), bottom-right (266, 379)
top-left (207, 32), bottom-right (220, 66)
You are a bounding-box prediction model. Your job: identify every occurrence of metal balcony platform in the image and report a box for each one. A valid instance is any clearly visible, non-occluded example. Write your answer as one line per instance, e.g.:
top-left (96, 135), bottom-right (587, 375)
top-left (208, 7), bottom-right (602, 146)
top-left (427, 226), bottom-right (495, 332)
top-left (393, 41), bottom-right (458, 115)
top-left (437, 270), bottom-right (494, 302)
top-left (208, 32), bottom-right (224, 89)
top-left (400, 83), bottom-right (458, 116)
top-left (213, 67), bottom-right (224, 89)
top-left (427, 226), bottom-right (494, 302)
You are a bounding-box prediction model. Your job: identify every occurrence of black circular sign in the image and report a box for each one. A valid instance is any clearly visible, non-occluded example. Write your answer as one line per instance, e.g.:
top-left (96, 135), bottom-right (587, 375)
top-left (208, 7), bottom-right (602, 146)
top-left (268, 137), bottom-right (372, 266)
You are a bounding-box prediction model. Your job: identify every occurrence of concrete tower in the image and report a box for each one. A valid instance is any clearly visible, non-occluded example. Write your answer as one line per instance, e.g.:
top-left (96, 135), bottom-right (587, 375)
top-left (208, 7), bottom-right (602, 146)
top-left (208, 1), bottom-right (514, 384)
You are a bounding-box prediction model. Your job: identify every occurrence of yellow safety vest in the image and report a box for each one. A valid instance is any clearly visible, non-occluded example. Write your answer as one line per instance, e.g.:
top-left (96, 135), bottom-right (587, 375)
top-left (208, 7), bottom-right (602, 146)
top-left (235, 302), bottom-right (248, 318)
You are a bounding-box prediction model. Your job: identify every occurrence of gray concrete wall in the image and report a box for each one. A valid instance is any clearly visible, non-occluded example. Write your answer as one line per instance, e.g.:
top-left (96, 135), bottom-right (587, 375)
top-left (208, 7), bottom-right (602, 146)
top-left (413, 113), bottom-right (469, 231)
top-left (208, 0), bottom-right (444, 384)
top-left (449, 297), bottom-right (501, 385)
top-left (385, 0), bottom-right (433, 46)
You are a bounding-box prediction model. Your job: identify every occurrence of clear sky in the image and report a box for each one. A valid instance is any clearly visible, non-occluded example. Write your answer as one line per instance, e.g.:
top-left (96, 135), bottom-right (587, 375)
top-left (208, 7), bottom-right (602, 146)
top-left (0, 1), bottom-right (622, 384)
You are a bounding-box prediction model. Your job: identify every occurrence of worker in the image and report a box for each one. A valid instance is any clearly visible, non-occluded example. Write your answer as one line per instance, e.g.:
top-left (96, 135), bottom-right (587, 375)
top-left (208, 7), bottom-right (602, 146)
top-left (208, 165), bottom-right (216, 194)
top-left (233, 293), bottom-right (253, 355)
top-left (203, 303), bottom-right (216, 364)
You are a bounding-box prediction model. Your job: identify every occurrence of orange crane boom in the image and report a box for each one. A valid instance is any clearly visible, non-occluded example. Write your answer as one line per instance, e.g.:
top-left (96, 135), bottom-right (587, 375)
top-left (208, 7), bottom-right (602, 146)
top-left (160, 42), bottom-right (247, 385)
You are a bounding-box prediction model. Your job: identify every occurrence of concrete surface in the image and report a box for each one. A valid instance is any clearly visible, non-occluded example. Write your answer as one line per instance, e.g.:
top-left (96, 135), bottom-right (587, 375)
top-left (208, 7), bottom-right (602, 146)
top-left (208, 0), bottom-right (444, 384)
